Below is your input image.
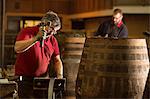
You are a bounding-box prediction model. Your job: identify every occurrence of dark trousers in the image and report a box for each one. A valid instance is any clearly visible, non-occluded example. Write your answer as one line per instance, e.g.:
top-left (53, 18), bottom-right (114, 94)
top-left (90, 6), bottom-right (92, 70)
top-left (17, 80), bottom-right (34, 99)
top-left (17, 77), bottom-right (47, 99)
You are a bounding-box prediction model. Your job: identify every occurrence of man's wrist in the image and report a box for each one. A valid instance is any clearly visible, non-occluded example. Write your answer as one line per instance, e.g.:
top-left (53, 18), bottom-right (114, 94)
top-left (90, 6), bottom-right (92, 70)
top-left (57, 73), bottom-right (63, 78)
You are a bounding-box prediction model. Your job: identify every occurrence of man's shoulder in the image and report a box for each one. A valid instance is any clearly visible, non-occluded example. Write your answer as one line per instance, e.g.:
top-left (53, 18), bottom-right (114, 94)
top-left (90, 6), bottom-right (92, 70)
top-left (21, 26), bottom-right (38, 33)
top-left (24, 26), bottom-right (38, 30)
top-left (102, 19), bottom-right (112, 24)
top-left (99, 19), bottom-right (112, 27)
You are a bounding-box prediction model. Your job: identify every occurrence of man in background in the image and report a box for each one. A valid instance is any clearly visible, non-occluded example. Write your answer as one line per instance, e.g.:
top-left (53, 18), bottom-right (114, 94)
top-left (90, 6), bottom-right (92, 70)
top-left (95, 8), bottom-right (128, 38)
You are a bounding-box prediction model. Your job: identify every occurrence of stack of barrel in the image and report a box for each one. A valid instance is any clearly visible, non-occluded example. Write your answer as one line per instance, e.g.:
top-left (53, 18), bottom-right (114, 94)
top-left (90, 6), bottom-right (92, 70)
top-left (76, 38), bottom-right (150, 99)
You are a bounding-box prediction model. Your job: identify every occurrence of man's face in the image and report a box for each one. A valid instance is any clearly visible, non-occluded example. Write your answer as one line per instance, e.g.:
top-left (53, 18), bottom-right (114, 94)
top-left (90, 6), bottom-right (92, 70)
top-left (113, 13), bottom-right (123, 25)
top-left (41, 20), bottom-right (60, 36)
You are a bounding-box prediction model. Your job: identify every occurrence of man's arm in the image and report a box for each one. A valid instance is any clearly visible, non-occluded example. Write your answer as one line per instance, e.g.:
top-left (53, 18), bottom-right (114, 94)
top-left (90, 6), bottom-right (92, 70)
top-left (95, 22), bottom-right (107, 37)
top-left (14, 37), bottom-right (38, 53)
top-left (54, 55), bottom-right (63, 79)
top-left (94, 24), bottom-right (102, 36)
top-left (14, 28), bottom-right (43, 53)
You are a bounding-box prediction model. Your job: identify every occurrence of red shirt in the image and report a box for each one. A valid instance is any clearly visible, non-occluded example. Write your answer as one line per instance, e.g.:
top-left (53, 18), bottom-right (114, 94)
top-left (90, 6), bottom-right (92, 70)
top-left (117, 21), bottom-right (123, 28)
top-left (15, 26), bottom-right (60, 76)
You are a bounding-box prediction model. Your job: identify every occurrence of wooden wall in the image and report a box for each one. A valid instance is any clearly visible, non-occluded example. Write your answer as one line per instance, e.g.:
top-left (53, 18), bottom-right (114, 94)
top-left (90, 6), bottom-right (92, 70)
top-left (0, 0), bottom-right (2, 66)
top-left (5, 0), bottom-right (114, 14)
top-left (6, 0), bottom-right (70, 14)
top-left (114, 0), bottom-right (150, 6)
top-left (125, 14), bottom-right (150, 38)
top-left (5, 0), bottom-right (149, 14)
top-left (70, 0), bottom-right (113, 14)
top-left (0, 0), bottom-right (2, 32)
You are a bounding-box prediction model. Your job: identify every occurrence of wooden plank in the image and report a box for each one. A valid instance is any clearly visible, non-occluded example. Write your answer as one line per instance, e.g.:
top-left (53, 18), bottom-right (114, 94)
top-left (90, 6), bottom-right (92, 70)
top-left (65, 38), bottom-right (85, 43)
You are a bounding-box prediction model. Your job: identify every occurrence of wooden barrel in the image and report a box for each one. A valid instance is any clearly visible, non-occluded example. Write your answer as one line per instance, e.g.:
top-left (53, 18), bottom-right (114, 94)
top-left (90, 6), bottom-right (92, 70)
top-left (76, 38), bottom-right (150, 99)
top-left (63, 37), bottom-right (85, 96)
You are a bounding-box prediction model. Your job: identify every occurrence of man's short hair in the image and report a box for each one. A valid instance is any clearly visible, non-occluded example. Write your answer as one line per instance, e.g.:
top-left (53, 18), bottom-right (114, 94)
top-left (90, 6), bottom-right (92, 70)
top-left (113, 8), bottom-right (123, 15)
top-left (41, 10), bottom-right (61, 30)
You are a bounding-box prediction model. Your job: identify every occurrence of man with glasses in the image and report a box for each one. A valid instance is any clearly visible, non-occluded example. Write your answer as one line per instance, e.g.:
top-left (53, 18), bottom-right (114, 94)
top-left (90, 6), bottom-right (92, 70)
top-left (95, 8), bottom-right (128, 38)
top-left (14, 11), bottom-right (63, 98)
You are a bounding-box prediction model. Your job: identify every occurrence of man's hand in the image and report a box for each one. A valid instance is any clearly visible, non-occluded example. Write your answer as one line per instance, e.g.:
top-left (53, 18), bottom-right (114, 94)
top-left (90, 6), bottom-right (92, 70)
top-left (35, 26), bottom-right (47, 41)
top-left (57, 74), bottom-right (63, 79)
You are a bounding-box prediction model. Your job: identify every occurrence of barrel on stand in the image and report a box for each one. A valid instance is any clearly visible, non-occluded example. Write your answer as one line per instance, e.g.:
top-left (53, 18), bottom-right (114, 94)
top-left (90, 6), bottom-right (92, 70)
top-left (63, 37), bottom-right (85, 97)
top-left (76, 38), bottom-right (150, 99)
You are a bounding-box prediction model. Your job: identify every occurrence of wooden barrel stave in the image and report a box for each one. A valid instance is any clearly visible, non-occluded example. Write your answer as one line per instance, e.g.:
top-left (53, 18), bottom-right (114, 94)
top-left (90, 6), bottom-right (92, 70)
top-left (63, 37), bottom-right (85, 96)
